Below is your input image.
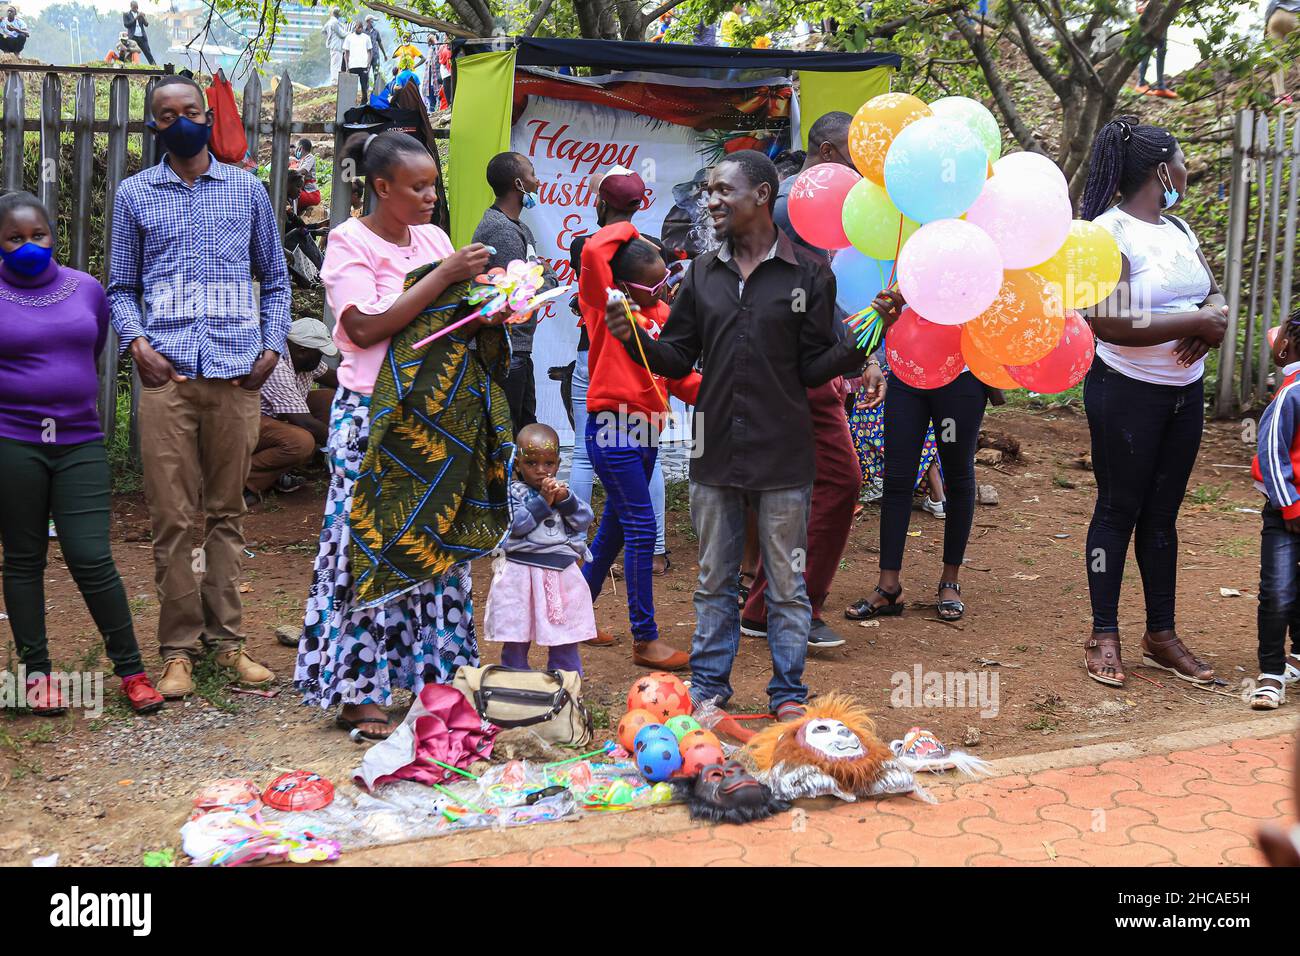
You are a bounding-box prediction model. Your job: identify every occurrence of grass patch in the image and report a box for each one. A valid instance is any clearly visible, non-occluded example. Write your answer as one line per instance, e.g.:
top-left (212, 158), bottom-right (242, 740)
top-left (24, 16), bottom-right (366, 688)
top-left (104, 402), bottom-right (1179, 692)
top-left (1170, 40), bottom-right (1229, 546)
top-left (192, 658), bottom-right (240, 714)
top-left (1188, 482), bottom-right (1231, 506)
top-left (999, 383), bottom-right (1084, 411)
top-left (588, 703), bottom-right (610, 731)
top-left (107, 387), bottom-right (142, 494)
top-left (1213, 536), bottom-right (1253, 559)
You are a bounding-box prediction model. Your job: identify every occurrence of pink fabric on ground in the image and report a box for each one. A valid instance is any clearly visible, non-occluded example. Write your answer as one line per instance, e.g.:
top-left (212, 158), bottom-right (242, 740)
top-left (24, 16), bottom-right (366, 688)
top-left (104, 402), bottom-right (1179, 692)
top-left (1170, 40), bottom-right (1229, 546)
top-left (354, 683), bottom-right (496, 790)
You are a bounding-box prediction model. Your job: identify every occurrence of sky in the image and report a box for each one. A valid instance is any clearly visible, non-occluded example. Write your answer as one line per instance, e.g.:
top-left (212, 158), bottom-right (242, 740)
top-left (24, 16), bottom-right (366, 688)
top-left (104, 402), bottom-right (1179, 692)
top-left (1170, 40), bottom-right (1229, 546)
top-left (10, 0), bottom-right (205, 17)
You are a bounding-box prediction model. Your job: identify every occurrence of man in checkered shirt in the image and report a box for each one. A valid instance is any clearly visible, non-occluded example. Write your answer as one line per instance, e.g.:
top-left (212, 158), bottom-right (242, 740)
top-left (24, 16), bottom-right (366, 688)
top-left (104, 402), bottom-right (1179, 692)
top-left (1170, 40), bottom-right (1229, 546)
top-left (245, 318), bottom-right (337, 505)
top-left (107, 75), bottom-right (291, 700)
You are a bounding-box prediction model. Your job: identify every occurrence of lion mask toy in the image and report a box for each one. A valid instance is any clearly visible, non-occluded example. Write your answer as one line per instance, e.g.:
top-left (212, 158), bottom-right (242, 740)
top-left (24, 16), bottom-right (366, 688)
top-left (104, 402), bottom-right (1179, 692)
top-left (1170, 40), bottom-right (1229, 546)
top-left (746, 694), bottom-right (933, 803)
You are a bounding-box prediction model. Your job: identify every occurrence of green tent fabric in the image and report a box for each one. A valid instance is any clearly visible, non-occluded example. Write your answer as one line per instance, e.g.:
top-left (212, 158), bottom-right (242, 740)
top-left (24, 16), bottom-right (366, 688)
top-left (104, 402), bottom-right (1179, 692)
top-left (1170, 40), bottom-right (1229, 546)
top-left (449, 50), bottom-right (517, 249)
top-left (797, 67), bottom-right (894, 149)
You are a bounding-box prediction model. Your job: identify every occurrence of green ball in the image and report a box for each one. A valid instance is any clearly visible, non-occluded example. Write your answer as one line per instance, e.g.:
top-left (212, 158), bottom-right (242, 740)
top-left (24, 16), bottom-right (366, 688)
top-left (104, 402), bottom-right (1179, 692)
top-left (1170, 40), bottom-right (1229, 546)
top-left (665, 714), bottom-right (702, 741)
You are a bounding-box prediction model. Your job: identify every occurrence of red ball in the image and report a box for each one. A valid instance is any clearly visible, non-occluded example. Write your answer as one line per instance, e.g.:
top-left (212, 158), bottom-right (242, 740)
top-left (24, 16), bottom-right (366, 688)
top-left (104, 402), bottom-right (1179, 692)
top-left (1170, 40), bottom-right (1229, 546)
top-left (680, 741), bottom-right (726, 777)
top-left (884, 307), bottom-right (965, 389)
top-left (626, 672), bottom-right (692, 722)
top-left (617, 709), bottom-right (658, 754)
top-left (1006, 311), bottom-right (1094, 393)
top-left (677, 728), bottom-right (720, 754)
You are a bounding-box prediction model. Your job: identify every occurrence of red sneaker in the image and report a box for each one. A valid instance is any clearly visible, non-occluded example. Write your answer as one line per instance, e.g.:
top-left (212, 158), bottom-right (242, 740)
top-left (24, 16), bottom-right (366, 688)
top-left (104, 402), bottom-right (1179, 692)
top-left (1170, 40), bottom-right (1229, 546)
top-left (121, 673), bottom-right (165, 714)
top-left (25, 674), bottom-right (68, 716)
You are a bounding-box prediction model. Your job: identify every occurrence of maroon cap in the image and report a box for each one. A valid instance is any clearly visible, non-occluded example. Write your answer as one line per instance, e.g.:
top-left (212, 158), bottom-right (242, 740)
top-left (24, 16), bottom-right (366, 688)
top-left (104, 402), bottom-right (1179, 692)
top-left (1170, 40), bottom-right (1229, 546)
top-left (598, 166), bottom-right (646, 211)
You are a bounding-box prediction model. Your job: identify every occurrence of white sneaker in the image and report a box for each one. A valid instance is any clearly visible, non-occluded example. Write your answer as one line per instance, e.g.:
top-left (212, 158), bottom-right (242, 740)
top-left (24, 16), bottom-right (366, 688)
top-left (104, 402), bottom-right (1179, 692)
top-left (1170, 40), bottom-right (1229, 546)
top-left (922, 496), bottom-right (946, 519)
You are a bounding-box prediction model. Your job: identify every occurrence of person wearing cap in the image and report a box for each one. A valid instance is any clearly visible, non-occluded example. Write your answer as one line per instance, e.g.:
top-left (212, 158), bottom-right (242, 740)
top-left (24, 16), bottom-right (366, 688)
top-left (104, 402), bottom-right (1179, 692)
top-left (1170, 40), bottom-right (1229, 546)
top-left (364, 15), bottom-right (387, 94)
top-left (244, 318), bottom-right (338, 505)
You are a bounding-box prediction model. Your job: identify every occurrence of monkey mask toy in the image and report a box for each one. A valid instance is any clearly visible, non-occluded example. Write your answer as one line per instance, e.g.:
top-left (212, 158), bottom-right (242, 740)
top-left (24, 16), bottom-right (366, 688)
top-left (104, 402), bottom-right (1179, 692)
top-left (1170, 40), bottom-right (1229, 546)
top-left (685, 760), bottom-right (790, 823)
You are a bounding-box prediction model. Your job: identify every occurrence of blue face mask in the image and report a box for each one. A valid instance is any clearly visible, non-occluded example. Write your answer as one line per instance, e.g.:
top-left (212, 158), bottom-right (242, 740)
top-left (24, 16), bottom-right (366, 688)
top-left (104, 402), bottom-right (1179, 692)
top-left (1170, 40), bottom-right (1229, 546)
top-left (1162, 186), bottom-right (1180, 209)
top-left (0, 241), bottom-right (54, 277)
top-left (149, 114), bottom-right (212, 159)
top-left (516, 179), bottom-right (539, 210)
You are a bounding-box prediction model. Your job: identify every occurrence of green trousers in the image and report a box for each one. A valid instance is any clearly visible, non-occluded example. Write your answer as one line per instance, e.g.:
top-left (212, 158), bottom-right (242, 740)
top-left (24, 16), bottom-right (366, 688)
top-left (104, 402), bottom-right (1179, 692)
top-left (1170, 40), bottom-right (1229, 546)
top-left (0, 438), bottom-right (143, 678)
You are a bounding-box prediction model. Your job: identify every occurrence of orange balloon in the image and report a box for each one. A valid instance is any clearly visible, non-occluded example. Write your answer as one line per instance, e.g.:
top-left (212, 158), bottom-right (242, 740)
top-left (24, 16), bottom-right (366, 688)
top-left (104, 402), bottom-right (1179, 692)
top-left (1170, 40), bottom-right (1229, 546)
top-left (617, 709), bottom-right (658, 753)
top-left (961, 329), bottom-right (1020, 389)
top-left (963, 269), bottom-right (1065, 366)
top-left (848, 92), bottom-right (932, 185)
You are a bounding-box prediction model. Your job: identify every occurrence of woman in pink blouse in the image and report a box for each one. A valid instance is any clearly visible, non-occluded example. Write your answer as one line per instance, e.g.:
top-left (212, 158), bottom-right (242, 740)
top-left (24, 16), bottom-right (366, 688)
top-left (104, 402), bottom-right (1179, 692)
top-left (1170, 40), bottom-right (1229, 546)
top-left (294, 131), bottom-right (489, 740)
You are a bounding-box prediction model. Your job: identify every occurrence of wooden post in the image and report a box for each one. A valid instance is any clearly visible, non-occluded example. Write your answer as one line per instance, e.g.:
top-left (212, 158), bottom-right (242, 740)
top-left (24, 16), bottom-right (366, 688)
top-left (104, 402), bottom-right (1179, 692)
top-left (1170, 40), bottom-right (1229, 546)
top-left (1242, 113), bottom-right (1270, 409)
top-left (269, 70), bottom-right (292, 239)
top-left (1259, 114), bottom-right (1287, 403)
top-left (69, 74), bottom-right (95, 274)
top-left (130, 77), bottom-right (161, 470)
top-left (38, 73), bottom-right (60, 226)
top-left (2, 72), bottom-right (24, 192)
top-left (1278, 114), bottom-right (1300, 353)
top-left (98, 74), bottom-right (130, 444)
top-left (243, 70), bottom-right (263, 160)
top-left (323, 70), bottom-right (360, 330)
top-left (1216, 109), bottom-right (1254, 418)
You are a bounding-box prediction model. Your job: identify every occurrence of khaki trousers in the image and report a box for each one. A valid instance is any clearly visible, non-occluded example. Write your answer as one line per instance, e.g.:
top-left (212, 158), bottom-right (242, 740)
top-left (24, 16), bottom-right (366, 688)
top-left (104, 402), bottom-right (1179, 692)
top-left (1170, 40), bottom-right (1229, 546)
top-left (246, 389), bottom-right (333, 492)
top-left (1268, 10), bottom-right (1298, 97)
top-left (139, 378), bottom-right (260, 661)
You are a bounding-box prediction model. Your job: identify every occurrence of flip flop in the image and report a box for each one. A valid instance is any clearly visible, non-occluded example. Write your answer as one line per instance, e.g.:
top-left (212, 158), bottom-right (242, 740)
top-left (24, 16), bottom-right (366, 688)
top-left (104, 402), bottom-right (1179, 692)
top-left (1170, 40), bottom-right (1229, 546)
top-left (335, 713), bottom-right (393, 741)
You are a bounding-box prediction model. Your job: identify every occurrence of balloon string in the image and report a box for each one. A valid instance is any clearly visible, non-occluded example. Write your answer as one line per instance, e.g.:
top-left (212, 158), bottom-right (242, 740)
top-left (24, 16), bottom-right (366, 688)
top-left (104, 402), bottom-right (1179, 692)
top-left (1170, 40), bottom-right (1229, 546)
top-left (624, 298), bottom-right (668, 411)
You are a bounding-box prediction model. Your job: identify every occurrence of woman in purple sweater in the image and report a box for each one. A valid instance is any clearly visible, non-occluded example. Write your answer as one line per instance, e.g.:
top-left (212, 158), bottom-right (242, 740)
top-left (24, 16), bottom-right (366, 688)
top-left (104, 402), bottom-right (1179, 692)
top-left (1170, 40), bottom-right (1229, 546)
top-left (0, 192), bottom-right (163, 715)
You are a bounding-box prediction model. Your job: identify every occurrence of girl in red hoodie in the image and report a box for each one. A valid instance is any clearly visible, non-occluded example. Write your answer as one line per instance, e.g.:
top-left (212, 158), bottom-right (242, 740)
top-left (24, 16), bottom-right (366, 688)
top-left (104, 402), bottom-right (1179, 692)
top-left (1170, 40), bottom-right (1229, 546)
top-left (579, 222), bottom-right (700, 670)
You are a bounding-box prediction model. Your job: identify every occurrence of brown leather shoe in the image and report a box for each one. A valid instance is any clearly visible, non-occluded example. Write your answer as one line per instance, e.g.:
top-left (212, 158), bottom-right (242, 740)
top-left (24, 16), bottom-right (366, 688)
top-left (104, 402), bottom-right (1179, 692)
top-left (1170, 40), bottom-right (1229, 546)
top-left (587, 629), bottom-right (616, 647)
top-left (156, 658), bottom-right (194, 699)
top-left (214, 647), bottom-right (275, 686)
top-left (1141, 630), bottom-right (1213, 684)
top-left (632, 641), bottom-right (689, 671)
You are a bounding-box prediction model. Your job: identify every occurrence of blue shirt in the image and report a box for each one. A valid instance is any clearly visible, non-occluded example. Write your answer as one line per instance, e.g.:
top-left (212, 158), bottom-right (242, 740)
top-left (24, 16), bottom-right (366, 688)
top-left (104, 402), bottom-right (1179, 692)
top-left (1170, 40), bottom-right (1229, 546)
top-left (107, 154), bottom-right (291, 379)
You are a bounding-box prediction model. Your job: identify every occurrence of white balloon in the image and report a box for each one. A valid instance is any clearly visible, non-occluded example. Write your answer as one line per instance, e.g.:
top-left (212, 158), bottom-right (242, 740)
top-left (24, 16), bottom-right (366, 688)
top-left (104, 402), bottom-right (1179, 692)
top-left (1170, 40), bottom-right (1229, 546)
top-left (964, 172), bottom-right (1074, 270)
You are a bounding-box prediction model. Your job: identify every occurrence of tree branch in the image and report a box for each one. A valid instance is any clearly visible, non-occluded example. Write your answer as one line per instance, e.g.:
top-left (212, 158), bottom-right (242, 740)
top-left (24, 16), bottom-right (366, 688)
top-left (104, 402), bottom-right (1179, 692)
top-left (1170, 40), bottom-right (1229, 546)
top-left (1002, 1), bottom-right (1072, 102)
top-left (1040, 0), bottom-right (1103, 91)
top-left (951, 14), bottom-right (1045, 155)
top-left (522, 0), bottom-right (557, 37)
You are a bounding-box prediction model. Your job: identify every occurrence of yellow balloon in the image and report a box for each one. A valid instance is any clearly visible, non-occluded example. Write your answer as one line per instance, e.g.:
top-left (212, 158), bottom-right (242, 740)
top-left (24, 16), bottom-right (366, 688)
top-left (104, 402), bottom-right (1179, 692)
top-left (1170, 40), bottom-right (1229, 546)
top-left (848, 92), bottom-right (932, 185)
top-left (1030, 220), bottom-right (1121, 311)
top-left (841, 178), bottom-right (919, 260)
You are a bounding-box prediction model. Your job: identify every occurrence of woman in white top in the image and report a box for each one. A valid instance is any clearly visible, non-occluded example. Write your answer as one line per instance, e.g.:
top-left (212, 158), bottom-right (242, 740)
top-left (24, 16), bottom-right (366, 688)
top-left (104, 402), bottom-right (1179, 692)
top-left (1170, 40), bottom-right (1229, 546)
top-left (1078, 116), bottom-right (1228, 689)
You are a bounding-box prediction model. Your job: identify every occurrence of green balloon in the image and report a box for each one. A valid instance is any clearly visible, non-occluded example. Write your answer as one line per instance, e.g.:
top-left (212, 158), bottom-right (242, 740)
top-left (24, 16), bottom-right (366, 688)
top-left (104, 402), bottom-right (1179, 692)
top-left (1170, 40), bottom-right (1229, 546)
top-left (665, 714), bottom-right (701, 741)
top-left (929, 95), bottom-right (1001, 162)
top-left (841, 177), bottom-right (919, 261)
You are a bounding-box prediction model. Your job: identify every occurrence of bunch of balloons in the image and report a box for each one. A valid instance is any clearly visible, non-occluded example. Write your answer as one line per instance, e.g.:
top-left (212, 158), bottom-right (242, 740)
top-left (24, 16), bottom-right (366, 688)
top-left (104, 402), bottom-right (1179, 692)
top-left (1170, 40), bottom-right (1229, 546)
top-left (785, 92), bottom-right (1121, 393)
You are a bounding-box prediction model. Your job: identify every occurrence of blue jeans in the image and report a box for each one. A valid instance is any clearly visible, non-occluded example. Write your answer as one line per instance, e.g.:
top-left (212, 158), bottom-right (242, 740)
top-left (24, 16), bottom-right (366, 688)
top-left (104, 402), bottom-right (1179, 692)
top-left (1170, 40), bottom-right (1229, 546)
top-left (569, 350), bottom-right (667, 555)
top-left (689, 481), bottom-right (812, 710)
top-left (1258, 506), bottom-right (1300, 675)
top-left (582, 413), bottom-right (660, 642)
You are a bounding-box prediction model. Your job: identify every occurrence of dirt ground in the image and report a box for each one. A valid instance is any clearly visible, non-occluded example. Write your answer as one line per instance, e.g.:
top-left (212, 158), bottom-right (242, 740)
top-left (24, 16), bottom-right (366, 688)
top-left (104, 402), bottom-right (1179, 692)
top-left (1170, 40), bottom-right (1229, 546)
top-left (0, 403), bottom-right (1275, 865)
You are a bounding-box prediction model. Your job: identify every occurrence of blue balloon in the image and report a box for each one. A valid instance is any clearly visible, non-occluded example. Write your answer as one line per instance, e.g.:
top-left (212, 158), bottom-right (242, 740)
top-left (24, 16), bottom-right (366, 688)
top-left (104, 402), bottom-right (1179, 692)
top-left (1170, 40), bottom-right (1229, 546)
top-left (832, 248), bottom-right (894, 315)
top-left (883, 116), bottom-right (989, 224)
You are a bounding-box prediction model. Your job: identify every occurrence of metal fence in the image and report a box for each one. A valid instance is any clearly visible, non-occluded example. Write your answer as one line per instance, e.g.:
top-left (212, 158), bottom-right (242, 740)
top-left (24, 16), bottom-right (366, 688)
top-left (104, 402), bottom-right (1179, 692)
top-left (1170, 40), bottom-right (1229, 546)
top-left (1216, 107), bottom-right (1300, 416)
top-left (0, 65), bottom-right (448, 457)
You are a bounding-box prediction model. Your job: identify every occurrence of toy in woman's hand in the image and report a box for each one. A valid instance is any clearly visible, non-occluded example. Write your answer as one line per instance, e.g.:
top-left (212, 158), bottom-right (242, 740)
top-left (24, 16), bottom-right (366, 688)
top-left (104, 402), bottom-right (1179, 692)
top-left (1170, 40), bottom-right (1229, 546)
top-left (617, 708), bottom-right (658, 753)
top-left (412, 259), bottom-right (574, 349)
top-left (626, 672), bottom-right (691, 722)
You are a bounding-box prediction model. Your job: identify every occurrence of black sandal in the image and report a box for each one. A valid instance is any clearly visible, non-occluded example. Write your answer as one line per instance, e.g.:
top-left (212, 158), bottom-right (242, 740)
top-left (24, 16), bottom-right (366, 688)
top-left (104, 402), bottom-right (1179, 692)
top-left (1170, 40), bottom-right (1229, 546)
top-left (936, 581), bottom-right (964, 621)
top-left (845, 585), bottom-right (904, 620)
top-left (335, 712), bottom-right (393, 741)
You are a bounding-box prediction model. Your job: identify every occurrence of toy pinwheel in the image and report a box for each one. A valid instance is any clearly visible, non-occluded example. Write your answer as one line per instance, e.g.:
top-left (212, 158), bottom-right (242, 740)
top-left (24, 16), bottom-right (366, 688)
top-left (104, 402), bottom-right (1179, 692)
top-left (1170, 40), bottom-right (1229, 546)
top-left (413, 260), bottom-right (573, 349)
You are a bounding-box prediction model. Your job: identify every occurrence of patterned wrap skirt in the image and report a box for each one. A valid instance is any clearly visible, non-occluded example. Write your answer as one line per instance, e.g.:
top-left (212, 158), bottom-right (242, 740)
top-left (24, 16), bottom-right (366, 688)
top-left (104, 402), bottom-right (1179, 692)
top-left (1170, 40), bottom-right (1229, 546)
top-left (294, 387), bottom-right (479, 709)
top-left (848, 366), bottom-right (940, 492)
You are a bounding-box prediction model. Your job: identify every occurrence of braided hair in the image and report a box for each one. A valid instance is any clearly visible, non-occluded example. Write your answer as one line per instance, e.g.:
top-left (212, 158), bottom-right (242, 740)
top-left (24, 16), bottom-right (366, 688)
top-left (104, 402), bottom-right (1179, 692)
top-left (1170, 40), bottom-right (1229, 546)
top-left (1078, 115), bottom-right (1178, 221)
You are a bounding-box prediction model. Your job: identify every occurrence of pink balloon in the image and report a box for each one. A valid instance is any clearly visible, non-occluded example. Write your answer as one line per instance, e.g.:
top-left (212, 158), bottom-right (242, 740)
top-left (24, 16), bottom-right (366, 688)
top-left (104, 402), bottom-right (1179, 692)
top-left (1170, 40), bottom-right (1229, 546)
top-left (993, 151), bottom-right (1069, 198)
top-left (787, 162), bottom-right (861, 250)
top-left (965, 172), bottom-right (1073, 270)
top-left (1006, 311), bottom-right (1094, 392)
top-left (896, 219), bottom-right (1003, 325)
top-left (884, 307), bottom-right (964, 389)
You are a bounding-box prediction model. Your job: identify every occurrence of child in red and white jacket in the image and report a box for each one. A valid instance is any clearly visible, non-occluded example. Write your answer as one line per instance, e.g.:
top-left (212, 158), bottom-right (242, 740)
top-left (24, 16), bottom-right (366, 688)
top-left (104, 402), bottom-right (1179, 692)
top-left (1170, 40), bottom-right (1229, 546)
top-left (1249, 320), bottom-right (1300, 708)
top-left (579, 220), bottom-right (700, 670)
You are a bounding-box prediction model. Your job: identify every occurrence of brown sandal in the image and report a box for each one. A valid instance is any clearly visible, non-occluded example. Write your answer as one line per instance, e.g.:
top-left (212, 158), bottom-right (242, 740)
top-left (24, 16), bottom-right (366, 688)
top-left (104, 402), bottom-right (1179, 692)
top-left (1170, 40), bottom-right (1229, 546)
top-left (1141, 631), bottom-right (1214, 685)
top-left (1084, 633), bottom-right (1125, 687)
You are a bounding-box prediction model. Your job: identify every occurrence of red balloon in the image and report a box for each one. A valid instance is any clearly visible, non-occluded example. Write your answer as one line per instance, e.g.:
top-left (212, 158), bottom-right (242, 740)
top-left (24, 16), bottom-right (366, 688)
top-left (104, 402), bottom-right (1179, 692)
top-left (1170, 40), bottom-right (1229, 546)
top-left (1006, 311), bottom-right (1095, 393)
top-left (884, 307), bottom-right (965, 389)
top-left (786, 162), bottom-right (860, 250)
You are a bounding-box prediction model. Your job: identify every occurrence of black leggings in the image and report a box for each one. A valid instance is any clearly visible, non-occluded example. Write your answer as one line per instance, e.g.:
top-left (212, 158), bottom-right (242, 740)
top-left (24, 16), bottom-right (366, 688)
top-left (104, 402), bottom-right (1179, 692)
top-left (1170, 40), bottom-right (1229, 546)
top-left (879, 371), bottom-right (986, 571)
top-left (1084, 358), bottom-right (1202, 632)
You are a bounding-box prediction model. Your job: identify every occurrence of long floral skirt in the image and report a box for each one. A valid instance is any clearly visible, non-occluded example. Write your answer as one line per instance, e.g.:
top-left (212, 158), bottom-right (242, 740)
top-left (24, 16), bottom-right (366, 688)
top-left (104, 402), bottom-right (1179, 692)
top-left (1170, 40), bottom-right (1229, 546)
top-left (848, 372), bottom-right (939, 493)
top-left (294, 387), bottom-right (479, 710)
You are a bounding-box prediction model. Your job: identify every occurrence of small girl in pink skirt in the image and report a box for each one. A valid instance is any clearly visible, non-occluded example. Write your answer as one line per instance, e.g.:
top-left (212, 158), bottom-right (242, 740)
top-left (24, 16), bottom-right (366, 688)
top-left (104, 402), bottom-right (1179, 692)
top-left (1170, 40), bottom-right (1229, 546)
top-left (485, 424), bottom-right (597, 672)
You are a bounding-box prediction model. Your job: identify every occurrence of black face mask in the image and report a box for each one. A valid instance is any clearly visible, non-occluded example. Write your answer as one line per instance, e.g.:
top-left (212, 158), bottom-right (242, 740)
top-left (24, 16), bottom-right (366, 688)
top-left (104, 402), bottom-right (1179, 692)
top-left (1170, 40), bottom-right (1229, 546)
top-left (687, 761), bottom-right (789, 823)
top-left (148, 111), bottom-right (213, 160)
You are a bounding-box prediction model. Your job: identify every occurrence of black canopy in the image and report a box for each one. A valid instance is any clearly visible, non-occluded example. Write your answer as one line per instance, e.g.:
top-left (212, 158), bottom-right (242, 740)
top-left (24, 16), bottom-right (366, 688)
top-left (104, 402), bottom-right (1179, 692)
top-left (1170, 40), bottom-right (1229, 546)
top-left (459, 37), bottom-right (901, 73)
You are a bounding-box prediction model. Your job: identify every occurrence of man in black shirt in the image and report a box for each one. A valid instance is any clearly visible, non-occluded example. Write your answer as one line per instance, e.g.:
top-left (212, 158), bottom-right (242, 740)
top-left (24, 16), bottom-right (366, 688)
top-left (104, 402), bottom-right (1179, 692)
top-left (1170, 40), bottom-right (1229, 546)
top-left (603, 150), bottom-right (872, 720)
